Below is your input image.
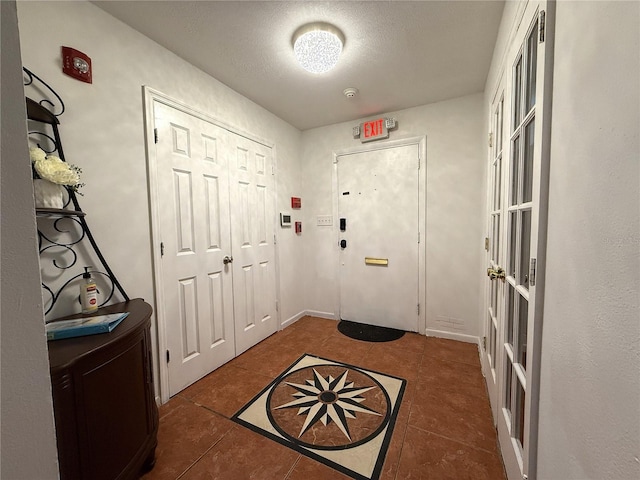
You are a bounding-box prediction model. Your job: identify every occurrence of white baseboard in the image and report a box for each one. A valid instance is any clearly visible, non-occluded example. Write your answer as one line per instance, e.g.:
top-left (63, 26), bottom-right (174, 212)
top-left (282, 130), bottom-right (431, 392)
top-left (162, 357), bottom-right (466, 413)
top-left (280, 310), bottom-right (306, 329)
top-left (304, 310), bottom-right (337, 320)
top-left (280, 310), bottom-right (338, 330)
top-left (426, 328), bottom-right (480, 345)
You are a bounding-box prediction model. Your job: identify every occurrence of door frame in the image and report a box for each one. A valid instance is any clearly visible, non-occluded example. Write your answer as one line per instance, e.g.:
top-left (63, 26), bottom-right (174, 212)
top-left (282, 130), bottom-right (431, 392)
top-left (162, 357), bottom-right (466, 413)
top-left (142, 86), bottom-right (280, 403)
top-left (331, 135), bottom-right (427, 334)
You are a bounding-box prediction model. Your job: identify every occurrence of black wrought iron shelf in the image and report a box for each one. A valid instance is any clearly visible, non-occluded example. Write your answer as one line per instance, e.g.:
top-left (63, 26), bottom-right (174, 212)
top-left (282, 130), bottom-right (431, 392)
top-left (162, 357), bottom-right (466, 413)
top-left (36, 208), bottom-right (86, 218)
top-left (24, 67), bottom-right (129, 318)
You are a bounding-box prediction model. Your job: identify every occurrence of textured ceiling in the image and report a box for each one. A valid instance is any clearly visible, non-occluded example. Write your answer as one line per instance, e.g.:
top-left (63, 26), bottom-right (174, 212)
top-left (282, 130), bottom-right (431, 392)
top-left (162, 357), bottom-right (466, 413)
top-left (93, 1), bottom-right (504, 131)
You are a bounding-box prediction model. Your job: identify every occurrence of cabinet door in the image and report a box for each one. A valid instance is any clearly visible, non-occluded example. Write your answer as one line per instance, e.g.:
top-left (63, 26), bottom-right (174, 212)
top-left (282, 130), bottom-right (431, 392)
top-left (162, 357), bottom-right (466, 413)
top-left (77, 335), bottom-right (150, 480)
top-left (51, 373), bottom-right (82, 479)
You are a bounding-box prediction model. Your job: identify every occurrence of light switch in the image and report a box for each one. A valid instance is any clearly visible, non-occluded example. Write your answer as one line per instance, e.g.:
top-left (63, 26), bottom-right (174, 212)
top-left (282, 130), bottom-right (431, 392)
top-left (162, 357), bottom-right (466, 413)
top-left (316, 215), bottom-right (333, 226)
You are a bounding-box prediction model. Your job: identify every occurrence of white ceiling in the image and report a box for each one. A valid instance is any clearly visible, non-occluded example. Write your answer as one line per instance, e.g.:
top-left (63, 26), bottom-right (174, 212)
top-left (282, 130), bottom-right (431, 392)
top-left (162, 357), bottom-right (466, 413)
top-left (92, 1), bottom-right (504, 131)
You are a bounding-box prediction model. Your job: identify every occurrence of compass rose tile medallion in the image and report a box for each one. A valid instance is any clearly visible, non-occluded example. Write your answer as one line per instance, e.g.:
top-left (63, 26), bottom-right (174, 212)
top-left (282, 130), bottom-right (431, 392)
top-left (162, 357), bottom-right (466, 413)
top-left (232, 354), bottom-right (406, 480)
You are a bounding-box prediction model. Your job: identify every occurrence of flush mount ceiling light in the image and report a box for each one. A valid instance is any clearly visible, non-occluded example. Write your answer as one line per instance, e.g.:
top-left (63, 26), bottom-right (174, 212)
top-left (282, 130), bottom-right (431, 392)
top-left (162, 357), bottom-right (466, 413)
top-left (292, 22), bottom-right (345, 74)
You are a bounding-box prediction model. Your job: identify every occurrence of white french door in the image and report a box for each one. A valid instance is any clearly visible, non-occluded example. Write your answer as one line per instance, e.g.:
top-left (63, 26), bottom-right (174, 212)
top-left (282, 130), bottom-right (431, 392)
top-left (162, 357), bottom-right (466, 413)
top-left (484, 2), bottom-right (554, 479)
top-left (483, 74), bottom-right (505, 421)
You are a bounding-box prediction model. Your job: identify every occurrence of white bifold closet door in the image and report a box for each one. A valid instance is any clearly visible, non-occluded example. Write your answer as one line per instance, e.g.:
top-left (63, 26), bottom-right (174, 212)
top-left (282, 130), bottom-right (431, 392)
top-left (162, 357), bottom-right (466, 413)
top-left (228, 134), bottom-right (277, 356)
top-left (152, 100), bottom-right (276, 397)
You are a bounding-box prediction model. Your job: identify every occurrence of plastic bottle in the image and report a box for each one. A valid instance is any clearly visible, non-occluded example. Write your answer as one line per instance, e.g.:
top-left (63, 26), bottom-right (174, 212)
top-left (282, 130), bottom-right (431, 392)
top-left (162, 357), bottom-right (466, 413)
top-left (80, 266), bottom-right (98, 314)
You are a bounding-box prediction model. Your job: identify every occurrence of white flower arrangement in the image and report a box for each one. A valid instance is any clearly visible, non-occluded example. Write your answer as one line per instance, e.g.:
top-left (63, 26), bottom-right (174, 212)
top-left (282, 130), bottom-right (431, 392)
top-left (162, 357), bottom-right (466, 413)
top-left (30, 146), bottom-right (83, 193)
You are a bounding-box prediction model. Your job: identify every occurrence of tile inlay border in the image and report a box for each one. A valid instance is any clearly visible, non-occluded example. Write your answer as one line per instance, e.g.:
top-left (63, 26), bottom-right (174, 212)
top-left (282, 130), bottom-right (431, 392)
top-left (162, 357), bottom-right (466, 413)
top-left (232, 354), bottom-right (406, 480)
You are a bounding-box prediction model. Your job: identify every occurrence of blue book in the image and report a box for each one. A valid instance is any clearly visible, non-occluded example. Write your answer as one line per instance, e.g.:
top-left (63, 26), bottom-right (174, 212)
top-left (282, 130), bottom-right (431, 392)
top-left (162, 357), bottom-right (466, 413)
top-left (46, 312), bottom-right (129, 341)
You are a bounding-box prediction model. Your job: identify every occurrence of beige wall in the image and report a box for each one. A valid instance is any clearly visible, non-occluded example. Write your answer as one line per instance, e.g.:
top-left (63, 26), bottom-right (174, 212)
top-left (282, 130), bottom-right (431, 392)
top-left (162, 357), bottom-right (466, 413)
top-left (0, 1), bottom-right (59, 477)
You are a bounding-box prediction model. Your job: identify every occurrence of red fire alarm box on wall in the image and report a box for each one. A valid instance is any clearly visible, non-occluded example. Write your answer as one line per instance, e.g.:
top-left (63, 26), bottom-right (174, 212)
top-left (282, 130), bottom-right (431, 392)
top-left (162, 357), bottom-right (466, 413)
top-left (291, 197), bottom-right (301, 209)
top-left (295, 222), bottom-right (302, 234)
top-left (62, 46), bottom-right (92, 84)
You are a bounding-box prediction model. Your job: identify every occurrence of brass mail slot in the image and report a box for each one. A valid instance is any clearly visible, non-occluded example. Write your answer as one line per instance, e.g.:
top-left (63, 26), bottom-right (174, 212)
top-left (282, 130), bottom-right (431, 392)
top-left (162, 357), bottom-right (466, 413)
top-left (365, 257), bottom-right (388, 266)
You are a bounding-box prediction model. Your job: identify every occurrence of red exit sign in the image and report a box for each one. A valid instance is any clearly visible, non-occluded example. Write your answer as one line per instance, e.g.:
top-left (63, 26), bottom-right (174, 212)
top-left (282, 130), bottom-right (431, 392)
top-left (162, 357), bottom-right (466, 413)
top-left (360, 118), bottom-right (389, 143)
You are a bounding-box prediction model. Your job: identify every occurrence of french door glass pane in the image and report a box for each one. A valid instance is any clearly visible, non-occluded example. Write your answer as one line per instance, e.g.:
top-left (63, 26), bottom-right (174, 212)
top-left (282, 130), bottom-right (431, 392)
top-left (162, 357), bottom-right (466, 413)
top-left (507, 283), bottom-right (515, 346)
top-left (526, 21), bottom-right (538, 113)
top-left (491, 278), bottom-right (497, 314)
top-left (495, 156), bottom-right (502, 210)
top-left (520, 209), bottom-right (531, 288)
top-left (513, 56), bottom-right (523, 129)
top-left (523, 120), bottom-right (535, 203)
top-left (491, 214), bottom-right (498, 264)
top-left (518, 294), bottom-right (528, 369)
top-left (497, 98), bottom-right (504, 150)
top-left (493, 214), bottom-right (501, 260)
top-left (509, 211), bottom-right (517, 277)
top-left (490, 318), bottom-right (497, 367)
top-left (504, 359), bottom-right (513, 419)
top-left (493, 162), bottom-right (498, 210)
top-left (516, 377), bottom-right (526, 449)
top-left (511, 136), bottom-right (520, 206)
top-left (494, 107), bottom-right (501, 156)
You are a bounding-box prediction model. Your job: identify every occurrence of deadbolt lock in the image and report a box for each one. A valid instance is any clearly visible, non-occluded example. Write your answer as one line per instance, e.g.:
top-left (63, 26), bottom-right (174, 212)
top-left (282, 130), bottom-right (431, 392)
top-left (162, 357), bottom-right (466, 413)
top-left (487, 266), bottom-right (505, 282)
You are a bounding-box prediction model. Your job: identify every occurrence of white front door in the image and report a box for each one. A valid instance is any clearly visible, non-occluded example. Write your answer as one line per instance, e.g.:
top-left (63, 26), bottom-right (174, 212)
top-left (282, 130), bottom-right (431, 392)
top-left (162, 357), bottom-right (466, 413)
top-left (153, 101), bottom-right (236, 396)
top-left (228, 134), bottom-right (278, 355)
top-left (495, 2), bottom-right (554, 478)
top-left (337, 143), bottom-right (421, 332)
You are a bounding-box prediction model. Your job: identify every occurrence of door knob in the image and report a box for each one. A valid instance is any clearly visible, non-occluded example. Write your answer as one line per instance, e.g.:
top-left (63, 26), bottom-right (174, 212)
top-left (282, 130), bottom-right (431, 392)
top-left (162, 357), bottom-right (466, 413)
top-left (223, 255), bottom-right (233, 265)
top-left (487, 266), bottom-right (505, 281)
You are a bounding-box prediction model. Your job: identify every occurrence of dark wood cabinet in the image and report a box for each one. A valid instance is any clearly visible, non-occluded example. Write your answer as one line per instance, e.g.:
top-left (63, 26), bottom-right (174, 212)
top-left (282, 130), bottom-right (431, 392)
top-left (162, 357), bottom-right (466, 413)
top-left (48, 299), bottom-right (158, 480)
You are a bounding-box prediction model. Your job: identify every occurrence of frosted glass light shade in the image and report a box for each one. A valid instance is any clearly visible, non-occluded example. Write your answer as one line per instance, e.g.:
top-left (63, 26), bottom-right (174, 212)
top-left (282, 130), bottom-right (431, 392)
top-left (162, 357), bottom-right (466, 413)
top-left (293, 23), bottom-right (344, 74)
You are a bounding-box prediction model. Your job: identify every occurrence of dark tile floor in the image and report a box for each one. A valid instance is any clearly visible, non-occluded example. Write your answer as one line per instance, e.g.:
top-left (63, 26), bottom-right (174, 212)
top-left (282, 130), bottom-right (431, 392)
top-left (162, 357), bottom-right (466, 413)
top-left (143, 316), bottom-right (506, 480)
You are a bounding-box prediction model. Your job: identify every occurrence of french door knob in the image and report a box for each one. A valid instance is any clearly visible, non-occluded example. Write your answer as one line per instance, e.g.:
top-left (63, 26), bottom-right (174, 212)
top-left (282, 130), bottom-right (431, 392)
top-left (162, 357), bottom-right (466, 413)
top-left (223, 255), bottom-right (233, 265)
top-left (487, 266), bottom-right (505, 281)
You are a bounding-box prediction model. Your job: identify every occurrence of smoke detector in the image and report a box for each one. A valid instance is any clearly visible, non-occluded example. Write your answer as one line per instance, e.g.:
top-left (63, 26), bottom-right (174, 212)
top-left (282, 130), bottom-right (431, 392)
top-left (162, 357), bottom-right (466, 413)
top-left (343, 87), bottom-right (358, 98)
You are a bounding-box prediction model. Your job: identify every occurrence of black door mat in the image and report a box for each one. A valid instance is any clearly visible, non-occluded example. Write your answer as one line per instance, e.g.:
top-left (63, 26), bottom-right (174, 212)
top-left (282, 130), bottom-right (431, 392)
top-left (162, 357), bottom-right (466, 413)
top-left (338, 320), bottom-right (405, 342)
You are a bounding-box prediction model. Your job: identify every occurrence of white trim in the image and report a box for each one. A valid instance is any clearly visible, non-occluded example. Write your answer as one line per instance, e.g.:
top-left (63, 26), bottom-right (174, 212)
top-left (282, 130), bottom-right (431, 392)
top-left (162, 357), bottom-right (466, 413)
top-left (280, 310), bottom-right (307, 328)
top-left (142, 86), bottom-right (280, 404)
top-left (142, 87), bottom-right (170, 404)
top-left (281, 310), bottom-right (338, 330)
top-left (143, 87), bottom-right (275, 149)
top-left (492, 0), bottom-right (530, 87)
top-left (426, 329), bottom-right (480, 345)
top-left (331, 135), bottom-right (427, 335)
top-left (304, 310), bottom-right (337, 320)
top-left (272, 143), bottom-right (282, 331)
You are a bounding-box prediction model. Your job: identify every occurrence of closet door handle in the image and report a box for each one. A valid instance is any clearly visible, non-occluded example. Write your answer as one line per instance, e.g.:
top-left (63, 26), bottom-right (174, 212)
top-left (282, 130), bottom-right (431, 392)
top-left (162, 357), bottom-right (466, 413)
top-left (223, 255), bottom-right (233, 265)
